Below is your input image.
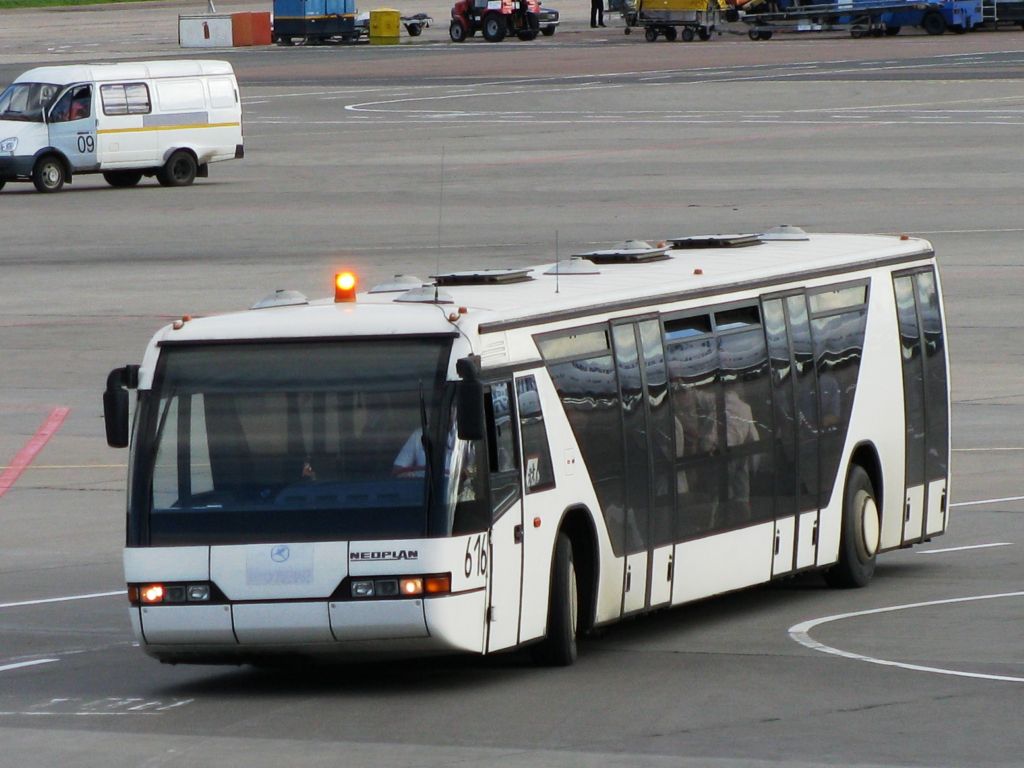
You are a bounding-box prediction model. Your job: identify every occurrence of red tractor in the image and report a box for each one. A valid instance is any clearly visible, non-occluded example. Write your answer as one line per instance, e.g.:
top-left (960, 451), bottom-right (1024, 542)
top-left (449, 0), bottom-right (542, 41)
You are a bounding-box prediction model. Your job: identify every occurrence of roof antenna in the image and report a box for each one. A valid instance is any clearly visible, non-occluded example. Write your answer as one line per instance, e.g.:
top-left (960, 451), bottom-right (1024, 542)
top-left (435, 145), bottom-right (445, 304)
top-left (554, 230), bottom-right (560, 294)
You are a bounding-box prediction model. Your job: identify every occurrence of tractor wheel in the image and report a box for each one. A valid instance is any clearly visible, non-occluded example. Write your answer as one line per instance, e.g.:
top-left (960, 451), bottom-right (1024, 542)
top-left (664, 26), bottom-right (678, 41)
top-left (698, 26), bottom-right (711, 39)
top-left (645, 26), bottom-right (658, 41)
top-left (681, 25), bottom-right (694, 41)
top-left (518, 29), bottom-right (539, 39)
top-left (449, 19), bottom-right (467, 41)
top-left (482, 12), bottom-right (507, 41)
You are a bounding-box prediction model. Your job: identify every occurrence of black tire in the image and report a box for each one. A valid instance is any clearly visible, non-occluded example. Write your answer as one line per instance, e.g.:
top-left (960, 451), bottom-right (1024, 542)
top-left (824, 465), bottom-right (879, 589)
top-left (482, 12), bottom-right (506, 41)
top-left (921, 11), bottom-right (946, 35)
top-left (541, 26), bottom-right (555, 35)
top-left (951, 22), bottom-right (966, 33)
top-left (157, 150), bottom-right (197, 187)
top-left (748, 28), bottom-right (760, 40)
top-left (32, 154), bottom-right (65, 193)
top-left (680, 26), bottom-right (694, 41)
top-left (884, 25), bottom-right (900, 35)
top-left (664, 26), bottom-right (678, 41)
top-left (645, 26), bottom-right (658, 41)
top-left (449, 19), bottom-right (467, 41)
top-left (531, 533), bottom-right (579, 667)
top-left (518, 28), bottom-right (539, 40)
top-left (698, 27), bottom-right (711, 40)
top-left (407, 23), bottom-right (423, 36)
top-left (850, 26), bottom-right (864, 38)
top-left (759, 29), bottom-right (773, 39)
top-left (103, 170), bottom-right (143, 188)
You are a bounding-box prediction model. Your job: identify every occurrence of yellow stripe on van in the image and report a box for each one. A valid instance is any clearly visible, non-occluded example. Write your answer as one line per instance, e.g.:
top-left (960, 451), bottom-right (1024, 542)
top-left (96, 122), bottom-right (241, 136)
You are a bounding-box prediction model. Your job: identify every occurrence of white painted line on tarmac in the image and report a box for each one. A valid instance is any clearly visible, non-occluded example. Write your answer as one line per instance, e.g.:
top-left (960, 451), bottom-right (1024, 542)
top-left (790, 592), bottom-right (1024, 684)
top-left (0, 590), bottom-right (125, 610)
top-left (916, 543), bottom-right (1012, 555)
top-left (950, 495), bottom-right (1024, 508)
top-left (0, 659), bottom-right (59, 674)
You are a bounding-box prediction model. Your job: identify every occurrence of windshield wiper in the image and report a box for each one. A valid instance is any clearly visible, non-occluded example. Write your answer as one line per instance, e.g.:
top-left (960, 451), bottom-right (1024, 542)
top-left (418, 380), bottom-right (434, 512)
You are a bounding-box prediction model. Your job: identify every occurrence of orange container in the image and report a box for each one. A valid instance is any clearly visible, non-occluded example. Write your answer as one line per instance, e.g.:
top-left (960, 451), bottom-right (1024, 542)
top-left (231, 12), bottom-right (253, 46)
top-left (250, 12), bottom-right (272, 45)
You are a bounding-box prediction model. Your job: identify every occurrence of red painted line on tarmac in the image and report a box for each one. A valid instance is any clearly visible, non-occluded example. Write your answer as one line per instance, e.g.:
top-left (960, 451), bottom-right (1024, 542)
top-left (0, 407), bottom-right (70, 499)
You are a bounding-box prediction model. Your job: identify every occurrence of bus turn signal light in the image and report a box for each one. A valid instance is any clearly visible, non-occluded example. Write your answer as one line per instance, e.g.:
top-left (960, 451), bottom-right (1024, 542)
top-left (335, 271), bottom-right (357, 303)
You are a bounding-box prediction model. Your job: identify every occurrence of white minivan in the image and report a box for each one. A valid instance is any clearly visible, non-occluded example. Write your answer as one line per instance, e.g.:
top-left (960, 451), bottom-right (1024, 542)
top-left (0, 59), bottom-right (243, 193)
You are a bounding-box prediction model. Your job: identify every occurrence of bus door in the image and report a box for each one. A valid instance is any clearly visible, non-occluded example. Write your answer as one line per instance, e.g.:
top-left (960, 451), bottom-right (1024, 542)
top-left (47, 84), bottom-right (97, 172)
top-left (483, 379), bottom-right (524, 653)
top-left (762, 295), bottom-right (820, 575)
top-left (894, 269), bottom-right (949, 543)
top-left (612, 319), bottom-right (675, 613)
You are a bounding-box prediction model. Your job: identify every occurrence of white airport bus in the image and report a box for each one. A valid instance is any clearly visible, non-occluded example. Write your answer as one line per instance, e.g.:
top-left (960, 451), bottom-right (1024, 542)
top-left (104, 227), bottom-right (950, 666)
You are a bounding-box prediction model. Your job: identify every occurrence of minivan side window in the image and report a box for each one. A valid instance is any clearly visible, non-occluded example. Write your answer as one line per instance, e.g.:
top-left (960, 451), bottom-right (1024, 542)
top-left (101, 83), bottom-right (151, 116)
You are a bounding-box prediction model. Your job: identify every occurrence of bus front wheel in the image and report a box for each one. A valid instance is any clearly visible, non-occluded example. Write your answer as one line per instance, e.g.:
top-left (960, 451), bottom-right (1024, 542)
top-left (825, 464), bottom-right (879, 589)
top-left (532, 532), bottom-right (579, 666)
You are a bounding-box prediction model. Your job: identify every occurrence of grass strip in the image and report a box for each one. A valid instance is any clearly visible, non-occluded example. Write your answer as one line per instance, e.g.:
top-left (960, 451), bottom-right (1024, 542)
top-left (0, 0), bottom-right (157, 9)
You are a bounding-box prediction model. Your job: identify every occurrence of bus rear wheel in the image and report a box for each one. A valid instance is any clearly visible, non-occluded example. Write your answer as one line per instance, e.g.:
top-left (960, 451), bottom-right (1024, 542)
top-left (825, 464), bottom-right (879, 589)
top-left (532, 532), bottom-right (578, 666)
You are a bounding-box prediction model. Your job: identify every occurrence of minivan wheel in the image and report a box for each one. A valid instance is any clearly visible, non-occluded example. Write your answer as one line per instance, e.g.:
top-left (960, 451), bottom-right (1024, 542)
top-left (32, 155), bottom-right (66, 193)
top-left (157, 150), bottom-right (198, 187)
top-left (103, 170), bottom-right (143, 188)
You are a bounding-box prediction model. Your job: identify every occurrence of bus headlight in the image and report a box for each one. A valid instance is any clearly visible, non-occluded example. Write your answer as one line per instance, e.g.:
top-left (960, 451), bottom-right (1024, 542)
top-left (132, 582), bottom-right (215, 605)
top-left (348, 574), bottom-right (451, 599)
top-left (0, 137), bottom-right (17, 153)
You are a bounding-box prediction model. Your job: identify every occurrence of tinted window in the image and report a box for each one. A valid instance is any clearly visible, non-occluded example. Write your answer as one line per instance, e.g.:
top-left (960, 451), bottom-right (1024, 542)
top-left (516, 375), bottom-right (555, 493)
top-left (549, 354), bottom-right (626, 554)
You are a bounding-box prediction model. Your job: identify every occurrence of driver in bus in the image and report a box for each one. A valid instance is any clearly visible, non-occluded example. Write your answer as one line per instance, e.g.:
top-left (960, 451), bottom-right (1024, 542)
top-left (392, 428), bottom-right (427, 478)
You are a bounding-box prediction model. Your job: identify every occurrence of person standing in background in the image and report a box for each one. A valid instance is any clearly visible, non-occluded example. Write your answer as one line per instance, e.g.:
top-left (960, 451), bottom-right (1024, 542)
top-left (591, 0), bottom-right (605, 27)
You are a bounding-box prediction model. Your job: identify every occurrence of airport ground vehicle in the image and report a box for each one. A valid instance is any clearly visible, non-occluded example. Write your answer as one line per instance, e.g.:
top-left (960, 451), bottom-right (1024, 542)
top-left (537, 4), bottom-right (560, 34)
top-left (620, 0), bottom-right (724, 42)
top-left (730, 0), bottom-right (982, 38)
top-left (104, 228), bottom-right (950, 667)
top-left (272, 0), bottom-right (431, 43)
top-left (0, 60), bottom-right (242, 193)
top-left (449, 0), bottom-right (543, 42)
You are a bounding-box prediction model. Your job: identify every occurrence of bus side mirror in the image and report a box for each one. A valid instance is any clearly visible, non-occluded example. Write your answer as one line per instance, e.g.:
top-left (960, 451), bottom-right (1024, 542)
top-left (104, 365), bottom-right (139, 448)
top-left (455, 356), bottom-right (484, 441)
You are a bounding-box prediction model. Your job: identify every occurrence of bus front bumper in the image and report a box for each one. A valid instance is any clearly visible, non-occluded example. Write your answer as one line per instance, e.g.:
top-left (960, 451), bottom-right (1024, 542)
top-left (133, 590), bottom-right (485, 663)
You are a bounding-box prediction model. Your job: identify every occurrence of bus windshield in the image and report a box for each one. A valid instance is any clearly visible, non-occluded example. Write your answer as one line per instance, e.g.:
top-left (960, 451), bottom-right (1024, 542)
top-left (0, 82), bottom-right (61, 122)
top-left (130, 339), bottom-right (453, 546)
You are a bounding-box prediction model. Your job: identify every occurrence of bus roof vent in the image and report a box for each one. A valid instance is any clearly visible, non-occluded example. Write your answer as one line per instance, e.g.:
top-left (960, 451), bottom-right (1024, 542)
top-left (575, 240), bottom-right (671, 264)
top-left (431, 268), bottom-right (534, 286)
top-left (543, 257), bottom-right (600, 276)
top-left (250, 289), bottom-right (310, 310)
top-left (760, 224), bottom-right (810, 241)
top-left (394, 285), bottom-right (456, 305)
top-left (369, 274), bottom-right (424, 294)
top-left (669, 233), bottom-right (762, 249)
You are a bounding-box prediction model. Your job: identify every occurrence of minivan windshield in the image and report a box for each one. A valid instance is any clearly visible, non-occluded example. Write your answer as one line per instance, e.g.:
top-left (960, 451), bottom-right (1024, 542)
top-left (0, 82), bottom-right (61, 122)
top-left (129, 338), bottom-right (454, 546)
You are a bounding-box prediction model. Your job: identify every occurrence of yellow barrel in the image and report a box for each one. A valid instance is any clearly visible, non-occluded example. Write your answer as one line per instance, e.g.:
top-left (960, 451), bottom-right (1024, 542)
top-left (369, 8), bottom-right (401, 43)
